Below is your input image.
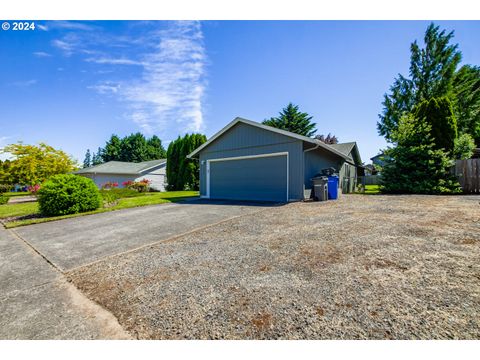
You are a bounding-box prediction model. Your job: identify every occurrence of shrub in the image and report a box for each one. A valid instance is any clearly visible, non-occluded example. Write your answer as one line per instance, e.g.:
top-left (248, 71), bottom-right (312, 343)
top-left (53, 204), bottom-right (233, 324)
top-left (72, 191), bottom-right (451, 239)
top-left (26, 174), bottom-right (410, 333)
top-left (37, 174), bottom-right (102, 216)
top-left (380, 115), bottom-right (461, 194)
top-left (0, 195), bottom-right (8, 205)
top-left (122, 179), bottom-right (151, 192)
top-left (27, 184), bottom-right (41, 195)
top-left (101, 181), bottom-right (119, 190)
top-left (453, 133), bottom-right (476, 160)
top-left (0, 184), bottom-right (13, 194)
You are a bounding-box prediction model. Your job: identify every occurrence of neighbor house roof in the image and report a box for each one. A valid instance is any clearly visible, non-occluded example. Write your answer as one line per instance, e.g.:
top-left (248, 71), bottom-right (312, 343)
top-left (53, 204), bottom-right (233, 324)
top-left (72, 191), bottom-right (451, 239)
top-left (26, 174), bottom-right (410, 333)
top-left (329, 142), bottom-right (362, 165)
top-left (75, 159), bottom-right (166, 175)
top-left (187, 117), bottom-right (351, 161)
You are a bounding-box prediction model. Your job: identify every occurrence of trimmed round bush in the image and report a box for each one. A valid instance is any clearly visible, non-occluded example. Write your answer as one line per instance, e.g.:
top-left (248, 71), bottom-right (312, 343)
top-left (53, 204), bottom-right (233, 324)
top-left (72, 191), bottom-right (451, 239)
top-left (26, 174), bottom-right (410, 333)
top-left (38, 174), bottom-right (102, 216)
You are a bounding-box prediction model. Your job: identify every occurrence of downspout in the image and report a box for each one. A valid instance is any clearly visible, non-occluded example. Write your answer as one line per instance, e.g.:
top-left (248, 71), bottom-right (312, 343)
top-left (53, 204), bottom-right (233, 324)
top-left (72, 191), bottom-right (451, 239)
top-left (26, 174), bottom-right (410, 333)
top-left (302, 143), bottom-right (320, 199)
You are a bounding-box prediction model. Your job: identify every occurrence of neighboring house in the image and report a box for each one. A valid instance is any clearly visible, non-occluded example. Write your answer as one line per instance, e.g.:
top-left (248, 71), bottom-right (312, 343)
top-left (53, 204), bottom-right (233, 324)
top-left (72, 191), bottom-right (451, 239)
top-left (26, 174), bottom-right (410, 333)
top-left (187, 117), bottom-right (363, 202)
top-left (370, 152), bottom-right (389, 167)
top-left (75, 159), bottom-right (167, 191)
top-left (329, 142), bottom-right (364, 193)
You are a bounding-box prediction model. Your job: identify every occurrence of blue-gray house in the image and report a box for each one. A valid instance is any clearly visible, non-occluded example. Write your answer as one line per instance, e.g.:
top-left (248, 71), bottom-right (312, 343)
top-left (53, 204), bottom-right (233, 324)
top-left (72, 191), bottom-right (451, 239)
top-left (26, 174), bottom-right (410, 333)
top-left (188, 117), bottom-right (362, 202)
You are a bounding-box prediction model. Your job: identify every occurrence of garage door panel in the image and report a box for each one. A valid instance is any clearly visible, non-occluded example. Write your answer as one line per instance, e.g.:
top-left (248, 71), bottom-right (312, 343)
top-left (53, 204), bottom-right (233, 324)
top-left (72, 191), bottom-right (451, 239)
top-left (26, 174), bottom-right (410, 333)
top-left (209, 155), bottom-right (287, 202)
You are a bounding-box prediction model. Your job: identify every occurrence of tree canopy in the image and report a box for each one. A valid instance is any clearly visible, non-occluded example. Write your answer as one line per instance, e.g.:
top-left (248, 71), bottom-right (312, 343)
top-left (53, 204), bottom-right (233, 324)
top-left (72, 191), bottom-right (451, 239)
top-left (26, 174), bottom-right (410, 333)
top-left (414, 96), bottom-right (457, 152)
top-left (263, 103), bottom-right (317, 137)
top-left (0, 142), bottom-right (78, 185)
top-left (84, 133), bottom-right (167, 166)
top-left (453, 65), bottom-right (480, 145)
top-left (315, 133), bottom-right (339, 144)
top-left (378, 23), bottom-right (462, 141)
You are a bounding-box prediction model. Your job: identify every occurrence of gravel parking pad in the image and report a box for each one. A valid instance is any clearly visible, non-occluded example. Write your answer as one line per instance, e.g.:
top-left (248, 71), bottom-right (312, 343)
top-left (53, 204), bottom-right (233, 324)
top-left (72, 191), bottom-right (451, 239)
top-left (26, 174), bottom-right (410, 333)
top-left (68, 195), bottom-right (480, 339)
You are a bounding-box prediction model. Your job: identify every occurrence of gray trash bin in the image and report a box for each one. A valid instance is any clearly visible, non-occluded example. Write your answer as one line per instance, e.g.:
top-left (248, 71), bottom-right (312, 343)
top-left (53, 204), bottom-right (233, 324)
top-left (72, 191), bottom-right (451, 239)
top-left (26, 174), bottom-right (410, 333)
top-left (311, 175), bottom-right (328, 201)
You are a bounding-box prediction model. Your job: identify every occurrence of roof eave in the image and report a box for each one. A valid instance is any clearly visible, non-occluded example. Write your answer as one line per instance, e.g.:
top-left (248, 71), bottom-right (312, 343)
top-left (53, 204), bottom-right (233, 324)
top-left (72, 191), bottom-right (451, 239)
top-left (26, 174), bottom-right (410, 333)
top-left (187, 117), bottom-right (350, 161)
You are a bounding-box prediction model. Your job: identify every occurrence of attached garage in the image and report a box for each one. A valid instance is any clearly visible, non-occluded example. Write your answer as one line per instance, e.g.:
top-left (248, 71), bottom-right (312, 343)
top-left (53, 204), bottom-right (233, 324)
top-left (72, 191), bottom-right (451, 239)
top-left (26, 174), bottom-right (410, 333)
top-left (188, 117), bottom-right (362, 202)
top-left (208, 153), bottom-right (288, 202)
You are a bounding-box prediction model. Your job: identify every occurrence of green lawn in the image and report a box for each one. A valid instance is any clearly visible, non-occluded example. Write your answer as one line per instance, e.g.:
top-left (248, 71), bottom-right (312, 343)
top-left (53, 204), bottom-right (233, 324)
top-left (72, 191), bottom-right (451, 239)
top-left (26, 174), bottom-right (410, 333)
top-left (0, 201), bottom-right (39, 218)
top-left (4, 191), bottom-right (31, 198)
top-left (0, 191), bottom-right (198, 228)
top-left (363, 185), bottom-right (381, 195)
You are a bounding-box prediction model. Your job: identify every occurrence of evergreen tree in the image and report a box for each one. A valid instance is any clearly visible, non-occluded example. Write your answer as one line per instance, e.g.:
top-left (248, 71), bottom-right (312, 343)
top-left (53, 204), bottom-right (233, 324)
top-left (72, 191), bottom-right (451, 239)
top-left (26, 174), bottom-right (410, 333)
top-left (166, 133), bottom-right (207, 191)
top-left (99, 133), bottom-right (166, 163)
top-left (453, 65), bottom-right (480, 145)
top-left (378, 23), bottom-right (462, 141)
top-left (83, 149), bottom-right (91, 168)
top-left (91, 147), bottom-right (103, 165)
top-left (102, 135), bottom-right (122, 162)
top-left (380, 114), bottom-right (460, 194)
top-left (119, 133), bottom-right (149, 162)
top-left (414, 96), bottom-right (457, 152)
top-left (147, 135), bottom-right (167, 159)
top-left (166, 136), bottom-right (181, 190)
top-left (263, 103), bottom-right (317, 137)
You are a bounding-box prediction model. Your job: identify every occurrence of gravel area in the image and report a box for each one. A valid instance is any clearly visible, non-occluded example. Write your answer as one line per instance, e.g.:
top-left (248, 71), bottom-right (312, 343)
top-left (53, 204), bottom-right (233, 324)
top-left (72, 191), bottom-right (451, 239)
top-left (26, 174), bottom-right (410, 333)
top-left (68, 195), bottom-right (480, 339)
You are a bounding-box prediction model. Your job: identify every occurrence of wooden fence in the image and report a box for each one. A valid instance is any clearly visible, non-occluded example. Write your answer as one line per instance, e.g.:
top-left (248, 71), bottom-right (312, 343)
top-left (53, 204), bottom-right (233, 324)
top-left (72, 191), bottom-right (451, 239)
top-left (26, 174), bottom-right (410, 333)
top-left (455, 159), bottom-right (480, 194)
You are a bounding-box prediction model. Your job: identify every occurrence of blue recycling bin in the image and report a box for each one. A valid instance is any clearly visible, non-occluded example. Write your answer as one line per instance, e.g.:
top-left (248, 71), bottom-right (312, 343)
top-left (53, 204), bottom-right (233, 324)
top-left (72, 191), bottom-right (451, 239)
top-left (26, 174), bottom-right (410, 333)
top-left (327, 176), bottom-right (339, 200)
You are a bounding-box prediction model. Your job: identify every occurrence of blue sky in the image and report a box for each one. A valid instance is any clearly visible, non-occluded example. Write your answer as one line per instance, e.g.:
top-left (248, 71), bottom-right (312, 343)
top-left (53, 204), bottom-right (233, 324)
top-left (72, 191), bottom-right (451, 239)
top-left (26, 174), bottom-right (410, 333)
top-left (1, 20), bottom-right (479, 163)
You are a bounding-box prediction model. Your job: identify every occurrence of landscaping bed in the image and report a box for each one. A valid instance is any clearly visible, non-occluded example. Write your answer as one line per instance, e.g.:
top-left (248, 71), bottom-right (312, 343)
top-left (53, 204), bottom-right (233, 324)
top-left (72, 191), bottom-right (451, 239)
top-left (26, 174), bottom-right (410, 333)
top-left (68, 195), bottom-right (480, 339)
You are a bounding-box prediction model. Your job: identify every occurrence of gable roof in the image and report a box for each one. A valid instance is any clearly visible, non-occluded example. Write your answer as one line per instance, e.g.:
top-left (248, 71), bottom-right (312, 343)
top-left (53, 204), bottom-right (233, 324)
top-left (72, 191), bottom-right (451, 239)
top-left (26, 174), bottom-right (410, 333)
top-left (329, 142), bottom-right (362, 165)
top-left (187, 117), bottom-right (350, 161)
top-left (75, 159), bottom-right (166, 175)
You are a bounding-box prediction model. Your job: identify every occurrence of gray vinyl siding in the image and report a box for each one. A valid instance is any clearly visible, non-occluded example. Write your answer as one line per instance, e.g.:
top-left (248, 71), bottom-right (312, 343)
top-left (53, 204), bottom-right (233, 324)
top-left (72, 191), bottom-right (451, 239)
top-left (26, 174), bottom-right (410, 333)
top-left (304, 148), bottom-right (344, 190)
top-left (198, 122), bottom-right (304, 200)
top-left (339, 162), bottom-right (357, 193)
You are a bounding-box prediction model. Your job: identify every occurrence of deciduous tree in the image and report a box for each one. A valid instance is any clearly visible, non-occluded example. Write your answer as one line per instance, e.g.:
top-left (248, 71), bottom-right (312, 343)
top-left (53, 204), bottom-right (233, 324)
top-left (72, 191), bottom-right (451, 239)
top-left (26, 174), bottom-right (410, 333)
top-left (1, 142), bottom-right (78, 185)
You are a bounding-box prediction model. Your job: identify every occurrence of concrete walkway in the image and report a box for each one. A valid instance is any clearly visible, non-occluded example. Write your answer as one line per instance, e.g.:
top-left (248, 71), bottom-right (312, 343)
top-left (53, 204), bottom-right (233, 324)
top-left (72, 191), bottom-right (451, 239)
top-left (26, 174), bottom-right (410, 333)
top-left (0, 227), bottom-right (130, 339)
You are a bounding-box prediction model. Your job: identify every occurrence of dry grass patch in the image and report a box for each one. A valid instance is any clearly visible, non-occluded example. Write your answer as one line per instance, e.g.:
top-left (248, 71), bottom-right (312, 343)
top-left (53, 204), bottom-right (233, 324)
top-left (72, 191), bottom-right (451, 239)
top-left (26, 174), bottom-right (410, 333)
top-left (69, 195), bottom-right (480, 339)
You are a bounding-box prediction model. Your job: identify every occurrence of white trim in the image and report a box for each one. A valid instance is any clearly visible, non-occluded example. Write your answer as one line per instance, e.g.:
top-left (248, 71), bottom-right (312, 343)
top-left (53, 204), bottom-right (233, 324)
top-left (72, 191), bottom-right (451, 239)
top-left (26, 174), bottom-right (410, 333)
top-left (208, 151), bottom-right (288, 163)
top-left (140, 161), bottom-right (167, 173)
top-left (205, 161), bottom-right (210, 198)
top-left (187, 117), bottom-right (350, 161)
top-left (206, 152), bottom-right (289, 202)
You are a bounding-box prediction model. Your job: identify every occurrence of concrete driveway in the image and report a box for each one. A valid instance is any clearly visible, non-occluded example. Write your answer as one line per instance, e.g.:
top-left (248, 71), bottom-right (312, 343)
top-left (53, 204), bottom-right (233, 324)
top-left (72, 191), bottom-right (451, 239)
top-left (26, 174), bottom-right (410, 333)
top-left (1, 199), bottom-right (274, 339)
top-left (12, 199), bottom-right (274, 271)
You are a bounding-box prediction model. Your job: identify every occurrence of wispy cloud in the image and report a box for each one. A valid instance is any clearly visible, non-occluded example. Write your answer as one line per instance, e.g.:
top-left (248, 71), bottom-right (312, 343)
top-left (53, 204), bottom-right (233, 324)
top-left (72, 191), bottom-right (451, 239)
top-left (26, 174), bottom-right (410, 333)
top-left (11, 79), bottom-right (37, 87)
top-left (39, 21), bottom-right (97, 32)
top-left (33, 51), bottom-right (52, 57)
top-left (87, 82), bottom-right (121, 95)
top-left (90, 21), bottom-right (207, 134)
top-left (85, 57), bottom-right (145, 66)
top-left (51, 37), bottom-right (77, 56)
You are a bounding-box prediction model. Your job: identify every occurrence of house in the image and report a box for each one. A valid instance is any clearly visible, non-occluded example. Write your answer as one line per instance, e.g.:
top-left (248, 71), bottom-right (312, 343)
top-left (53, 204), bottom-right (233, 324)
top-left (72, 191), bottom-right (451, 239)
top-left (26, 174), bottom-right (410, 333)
top-left (187, 117), bottom-right (363, 202)
top-left (370, 152), bottom-right (389, 167)
top-left (75, 159), bottom-right (167, 191)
